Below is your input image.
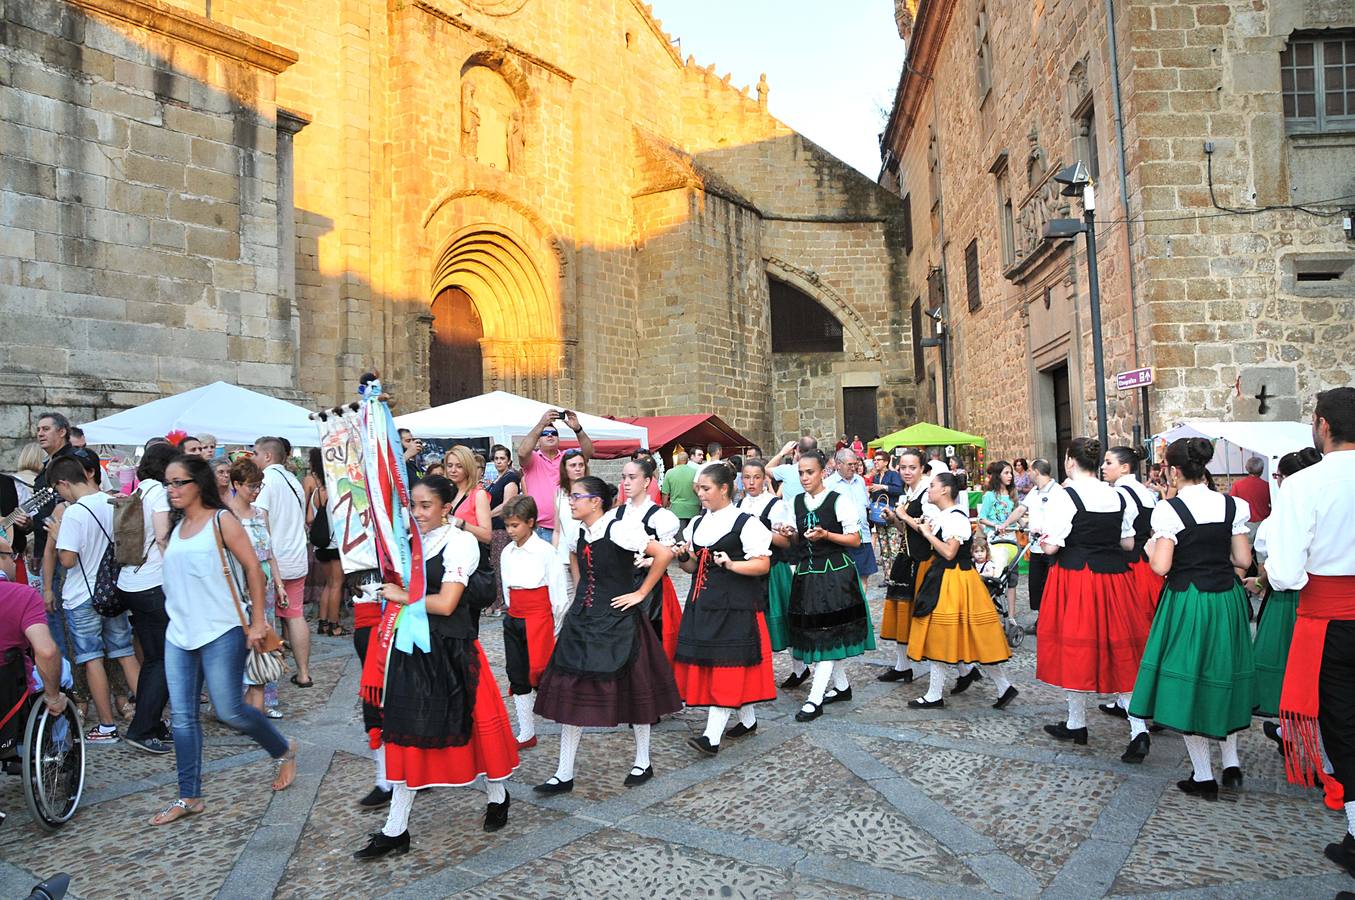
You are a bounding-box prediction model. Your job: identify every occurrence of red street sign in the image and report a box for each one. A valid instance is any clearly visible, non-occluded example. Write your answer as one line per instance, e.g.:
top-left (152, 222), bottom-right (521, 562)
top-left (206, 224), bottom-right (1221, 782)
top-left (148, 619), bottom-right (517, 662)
top-left (1116, 367), bottom-right (1153, 390)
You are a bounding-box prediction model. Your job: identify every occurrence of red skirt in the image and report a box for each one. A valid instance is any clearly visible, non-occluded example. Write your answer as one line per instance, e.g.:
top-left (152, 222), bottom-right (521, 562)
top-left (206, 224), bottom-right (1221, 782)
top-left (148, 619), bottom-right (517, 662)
top-left (660, 575), bottom-right (682, 664)
top-left (672, 612), bottom-right (777, 708)
top-left (384, 641), bottom-right (520, 788)
top-left (508, 586), bottom-right (556, 688)
top-left (1127, 557), bottom-right (1164, 617)
top-left (1036, 565), bottom-right (1152, 694)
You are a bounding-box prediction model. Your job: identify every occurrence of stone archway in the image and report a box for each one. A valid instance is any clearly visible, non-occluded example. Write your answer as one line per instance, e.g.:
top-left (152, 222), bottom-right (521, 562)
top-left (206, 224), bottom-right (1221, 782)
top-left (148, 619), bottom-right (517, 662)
top-left (429, 224), bottom-right (564, 401)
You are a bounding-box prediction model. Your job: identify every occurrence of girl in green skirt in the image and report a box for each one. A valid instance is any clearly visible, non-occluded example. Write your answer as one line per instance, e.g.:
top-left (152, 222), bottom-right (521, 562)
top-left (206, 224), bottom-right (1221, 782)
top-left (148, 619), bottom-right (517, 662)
top-left (1129, 437), bottom-right (1257, 800)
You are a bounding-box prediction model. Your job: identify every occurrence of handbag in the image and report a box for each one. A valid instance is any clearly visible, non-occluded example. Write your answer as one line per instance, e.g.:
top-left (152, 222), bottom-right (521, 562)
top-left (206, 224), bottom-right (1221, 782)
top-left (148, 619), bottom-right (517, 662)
top-left (212, 512), bottom-right (286, 681)
top-left (868, 493), bottom-right (891, 526)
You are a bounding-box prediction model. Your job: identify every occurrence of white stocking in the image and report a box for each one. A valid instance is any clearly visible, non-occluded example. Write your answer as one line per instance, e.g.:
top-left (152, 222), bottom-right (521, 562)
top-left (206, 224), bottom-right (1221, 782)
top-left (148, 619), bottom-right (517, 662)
top-left (1320, 732), bottom-right (1336, 775)
top-left (988, 663), bottom-right (1012, 696)
top-left (513, 693), bottom-right (536, 741)
top-left (1183, 734), bottom-right (1214, 782)
top-left (373, 744), bottom-right (392, 791)
top-left (554, 724), bottom-right (582, 782)
top-left (925, 661), bottom-right (948, 702)
top-left (791, 657), bottom-right (808, 677)
top-left (1220, 733), bottom-right (1240, 770)
top-left (1065, 691), bottom-right (1087, 730)
top-left (1116, 692), bottom-right (1131, 710)
top-left (1346, 801), bottom-right (1355, 837)
top-left (382, 783), bottom-right (416, 837)
top-left (1120, 691), bottom-right (1148, 738)
top-left (957, 662), bottom-right (975, 676)
top-left (633, 723), bottom-right (652, 770)
top-left (737, 703), bottom-right (757, 728)
top-left (806, 661), bottom-right (834, 707)
top-left (484, 778), bottom-right (506, 805)
top-left (894, 645), bottom-right (910, 670)
top-left (703, 707), bottom-right (734, 745)
top-left (831, 664), bottom-right (850, 692)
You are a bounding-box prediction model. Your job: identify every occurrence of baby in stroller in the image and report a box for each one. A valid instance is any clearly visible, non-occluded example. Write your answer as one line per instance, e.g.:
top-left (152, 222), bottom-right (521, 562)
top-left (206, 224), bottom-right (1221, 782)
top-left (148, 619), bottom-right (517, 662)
top-left (972, 533), bottom-right (1027, 649)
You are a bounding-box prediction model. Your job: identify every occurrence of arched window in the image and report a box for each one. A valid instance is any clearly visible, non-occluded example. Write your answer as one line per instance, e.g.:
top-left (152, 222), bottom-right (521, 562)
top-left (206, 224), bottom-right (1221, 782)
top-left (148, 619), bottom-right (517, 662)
top-left (769, 277), bottom-right (843, 353)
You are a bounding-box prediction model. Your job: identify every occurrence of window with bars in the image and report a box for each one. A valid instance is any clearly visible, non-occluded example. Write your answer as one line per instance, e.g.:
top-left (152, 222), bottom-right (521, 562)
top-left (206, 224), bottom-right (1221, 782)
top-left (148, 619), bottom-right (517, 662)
top-left (975, 5), bottom-right (992, 102)
top-left (994, 164), bottom-right (1014, 269)
top-left (1281, 33), bottom-right (1355, 134)
top-left (910, 298), bottom-right (925, 383)
top-left (965, 239), bottom-right (981, 312)
top-left (900, 193), bottom-right (914, 255)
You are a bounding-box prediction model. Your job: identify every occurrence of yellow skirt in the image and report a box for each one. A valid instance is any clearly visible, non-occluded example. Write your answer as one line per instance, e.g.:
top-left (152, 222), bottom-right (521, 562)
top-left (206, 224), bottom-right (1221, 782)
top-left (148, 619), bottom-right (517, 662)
top-left (907, 565), bottom-right (1010, 665)
top-left (880, 597), bottom-right (913, 642)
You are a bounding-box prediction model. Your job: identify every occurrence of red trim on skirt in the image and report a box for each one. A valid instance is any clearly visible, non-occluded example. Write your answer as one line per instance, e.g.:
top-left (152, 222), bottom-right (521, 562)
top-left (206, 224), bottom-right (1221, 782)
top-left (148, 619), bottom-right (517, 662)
top-left (672, 613), bottom-right (777, 707)
top-left (384, 641), bottom-right (520, 788)
top-left (1036, 564), bottom-right (1151, 694)
top-left (660, 575), bottom-right (682, 664)
top-left (508, 585), bottom-right (556, 687)
top-left (1127, 557), bottom-right (1164, 616)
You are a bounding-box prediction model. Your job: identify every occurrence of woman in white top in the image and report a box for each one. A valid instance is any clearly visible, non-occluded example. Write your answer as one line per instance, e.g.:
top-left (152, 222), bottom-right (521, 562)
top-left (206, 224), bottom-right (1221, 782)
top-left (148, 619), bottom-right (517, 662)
top-left (154, 456), bottom-right (296, 827)
top-left (615, 457), bottom-right (683, 662)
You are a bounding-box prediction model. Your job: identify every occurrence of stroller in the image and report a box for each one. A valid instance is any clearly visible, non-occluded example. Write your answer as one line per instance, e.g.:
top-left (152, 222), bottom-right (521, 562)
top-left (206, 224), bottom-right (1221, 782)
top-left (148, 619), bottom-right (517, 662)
top-left (982, 533), bottom-right (1032, 649)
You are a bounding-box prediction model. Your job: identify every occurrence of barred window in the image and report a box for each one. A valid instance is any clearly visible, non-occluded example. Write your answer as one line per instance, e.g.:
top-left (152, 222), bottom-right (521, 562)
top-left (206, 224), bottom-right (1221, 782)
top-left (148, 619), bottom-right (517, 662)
top-left (1281, 34), bottom-right (1355, 134)
top-left (965, 239), bottom-right (981, 312)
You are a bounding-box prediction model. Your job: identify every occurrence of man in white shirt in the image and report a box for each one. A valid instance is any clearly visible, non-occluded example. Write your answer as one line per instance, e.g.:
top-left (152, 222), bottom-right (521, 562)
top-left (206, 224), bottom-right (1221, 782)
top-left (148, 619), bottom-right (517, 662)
top-left (826, 450), bottom-right (876, 590)
top-left (1264, 387), bottom-right (1355, 876)
top-left (253, 436), bottom-right (313, 687)
top-left (48, 456), bottom-right (140, 744)
top-left (999, 458), bottom-right (1062, 632)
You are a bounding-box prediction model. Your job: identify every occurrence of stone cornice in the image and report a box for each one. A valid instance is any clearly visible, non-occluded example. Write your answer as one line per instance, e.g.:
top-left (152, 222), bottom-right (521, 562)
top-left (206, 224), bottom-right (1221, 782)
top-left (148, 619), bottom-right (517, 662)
top-left (68, 0), bottom-right (298, 74)
top-left (881, 0), bottom-right (956, 161)
top-left (412, 0), bottom-right (575, 82)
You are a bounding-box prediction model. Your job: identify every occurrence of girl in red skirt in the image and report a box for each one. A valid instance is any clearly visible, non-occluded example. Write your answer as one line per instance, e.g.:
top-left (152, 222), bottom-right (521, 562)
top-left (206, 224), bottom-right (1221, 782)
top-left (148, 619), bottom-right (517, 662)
top-left (673, 464), bottom-right (777, 755)
top-left (499, 495), bottom-right (569, 750)
top-left (354, 476), bottom-right (520, 860)
top-left (533, 477), bottom-right (682, 792)
top-left (615, 458), bottom-right (683, 663)
top-left (1036, 438), bottom-right (1156, 763)
top-left (1100, 445), bottom-right (1165, 722)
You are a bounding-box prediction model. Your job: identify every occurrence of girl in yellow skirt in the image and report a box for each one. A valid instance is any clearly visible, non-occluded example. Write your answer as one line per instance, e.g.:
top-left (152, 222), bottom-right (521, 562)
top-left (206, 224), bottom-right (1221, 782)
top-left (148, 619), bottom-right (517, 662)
top-left (878, 450), bottom-right (934, 683)
top-left (906, 473), bottom-right (1019, 710)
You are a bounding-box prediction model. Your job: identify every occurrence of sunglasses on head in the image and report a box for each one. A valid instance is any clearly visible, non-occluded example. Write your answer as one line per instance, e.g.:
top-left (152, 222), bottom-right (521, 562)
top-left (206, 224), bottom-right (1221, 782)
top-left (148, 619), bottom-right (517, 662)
top-left (563, 448), bottom-right (582, 458)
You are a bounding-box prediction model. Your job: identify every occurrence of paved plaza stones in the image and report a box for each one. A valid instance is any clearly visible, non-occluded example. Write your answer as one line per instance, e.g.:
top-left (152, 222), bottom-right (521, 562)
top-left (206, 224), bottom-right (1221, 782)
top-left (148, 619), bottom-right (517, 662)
top-left (2, 576), bottom-right (1353, 899)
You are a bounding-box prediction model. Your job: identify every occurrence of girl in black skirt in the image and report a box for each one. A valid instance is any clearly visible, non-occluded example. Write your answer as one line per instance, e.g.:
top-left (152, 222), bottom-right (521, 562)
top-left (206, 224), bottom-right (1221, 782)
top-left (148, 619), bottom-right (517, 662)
top-left (533, 476), bottom-right (682, 792)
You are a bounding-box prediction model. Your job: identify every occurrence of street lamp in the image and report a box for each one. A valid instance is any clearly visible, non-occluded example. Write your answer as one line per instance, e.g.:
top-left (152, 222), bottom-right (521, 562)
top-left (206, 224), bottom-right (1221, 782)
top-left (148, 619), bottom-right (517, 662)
top-left (1050, 161), bottom-right (1109, 453)
top-left (920, 307), bottom-right (950, 428)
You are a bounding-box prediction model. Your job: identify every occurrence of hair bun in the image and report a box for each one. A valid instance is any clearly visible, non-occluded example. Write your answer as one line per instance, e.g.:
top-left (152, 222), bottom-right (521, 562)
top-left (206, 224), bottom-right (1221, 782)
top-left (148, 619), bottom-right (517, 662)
top-left (1187, 437), bottom-right (1214, 466)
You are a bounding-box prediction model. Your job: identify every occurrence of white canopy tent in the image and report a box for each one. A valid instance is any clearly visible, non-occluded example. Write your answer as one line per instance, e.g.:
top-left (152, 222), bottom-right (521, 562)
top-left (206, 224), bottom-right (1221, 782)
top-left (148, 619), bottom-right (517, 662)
top-left (79, 382), bottom-right (318, 448)
top-left (394, 390), bottom-right (649, 451)
top-left (1155, 419), bottom-right (1314, 499)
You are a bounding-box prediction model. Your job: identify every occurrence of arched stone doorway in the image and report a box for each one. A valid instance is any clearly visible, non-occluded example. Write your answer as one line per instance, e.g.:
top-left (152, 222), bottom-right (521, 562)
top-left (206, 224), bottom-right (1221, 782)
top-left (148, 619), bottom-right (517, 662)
top-left (429, 286), bottom-right (484, 406)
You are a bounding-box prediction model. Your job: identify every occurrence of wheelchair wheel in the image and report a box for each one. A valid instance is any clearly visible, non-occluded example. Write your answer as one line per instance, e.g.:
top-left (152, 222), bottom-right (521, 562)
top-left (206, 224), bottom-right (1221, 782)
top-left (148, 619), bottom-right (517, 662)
top-left (21, 697), bottom-right (85, 831)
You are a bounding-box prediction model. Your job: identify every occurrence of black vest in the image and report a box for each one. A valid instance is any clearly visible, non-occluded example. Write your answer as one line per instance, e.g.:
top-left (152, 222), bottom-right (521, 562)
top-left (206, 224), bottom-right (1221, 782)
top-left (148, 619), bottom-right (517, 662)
top-left (900, 486), bottom-right (930, 560)
top-left (794, 490), bottom-right (851, 569)
top-left (746, 494), bottom-right (790, 565)
top-left (424, 538), bottom-right (476, 639)
top-left (1055, 488), bottom-right (1130, 574)
top-left (685, 511), bottom-right (760, 610)
top-left (1117, 483), bottom-right (1153, 561)
top-left (1165, 495), bottom-right (1239, 593)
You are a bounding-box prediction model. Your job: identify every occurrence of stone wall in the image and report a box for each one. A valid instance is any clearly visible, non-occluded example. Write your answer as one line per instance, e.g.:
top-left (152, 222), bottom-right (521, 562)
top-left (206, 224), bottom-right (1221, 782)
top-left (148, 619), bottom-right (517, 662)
top-left (0, 0), bottom-right (296, 459)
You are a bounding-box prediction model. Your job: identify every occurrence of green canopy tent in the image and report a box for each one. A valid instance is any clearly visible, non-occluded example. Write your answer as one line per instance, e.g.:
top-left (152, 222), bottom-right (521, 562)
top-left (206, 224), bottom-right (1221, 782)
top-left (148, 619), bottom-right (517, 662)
top-left (868, 423), bottom-right (987, 452)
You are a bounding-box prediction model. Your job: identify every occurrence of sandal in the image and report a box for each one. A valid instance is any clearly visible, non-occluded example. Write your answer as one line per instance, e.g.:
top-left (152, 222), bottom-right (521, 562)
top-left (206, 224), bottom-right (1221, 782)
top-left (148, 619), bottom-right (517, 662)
top-left (329, 623), bottom-right (350, 637)
top-left (290, 674), bottom-right (314, 688)
top-left (272, 739), bottom-right (298, 791)
top-left (150, 798), bottom-right (205, 826)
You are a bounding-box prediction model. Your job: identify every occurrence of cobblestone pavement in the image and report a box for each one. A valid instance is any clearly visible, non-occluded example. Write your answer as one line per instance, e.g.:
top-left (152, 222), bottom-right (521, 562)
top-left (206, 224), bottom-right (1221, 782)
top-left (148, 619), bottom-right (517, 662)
top-left (2, 570), bottom-right (1352, 899)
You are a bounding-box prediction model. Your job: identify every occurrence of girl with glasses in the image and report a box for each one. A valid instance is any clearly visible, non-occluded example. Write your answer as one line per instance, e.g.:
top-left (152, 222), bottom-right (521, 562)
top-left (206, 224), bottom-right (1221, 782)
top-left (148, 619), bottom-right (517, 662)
top-left (533, 476), bottom-right (681, 793)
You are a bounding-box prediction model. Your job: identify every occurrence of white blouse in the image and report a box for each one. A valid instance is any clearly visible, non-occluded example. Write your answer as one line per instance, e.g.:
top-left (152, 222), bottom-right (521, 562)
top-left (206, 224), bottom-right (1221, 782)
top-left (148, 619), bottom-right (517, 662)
top-left (1112, 475), bottom-right (1157, 513)
top-left (1042, 475), bottom-right (1136, 547)
top-left (682, 503), bottom-right (773, 558)
top-left (424, 525), bottom-right (480, 588)
top-left (1148, 483), bottom-right (1251, 544)
top-left (579, 509), bottom-right (649, 553)
top-left (738, 491), bottom-right (794, 528)
top-left (931, 506), bottom-right (974, 542)
top-left (620, 497), bottom-right (681, 543)
top-left (799, 487), bottom-right (860, 534)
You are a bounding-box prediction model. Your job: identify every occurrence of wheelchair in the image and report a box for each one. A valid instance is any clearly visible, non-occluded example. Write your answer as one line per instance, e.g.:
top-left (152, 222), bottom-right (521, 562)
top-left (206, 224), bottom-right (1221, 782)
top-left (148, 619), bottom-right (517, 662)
top-left (1, 649), bottom-right (86, 831)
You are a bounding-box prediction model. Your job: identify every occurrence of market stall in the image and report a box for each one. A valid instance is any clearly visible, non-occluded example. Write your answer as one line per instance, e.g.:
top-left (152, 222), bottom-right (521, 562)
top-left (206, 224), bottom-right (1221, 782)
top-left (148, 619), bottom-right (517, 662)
top-left (393, 390), bottom-right (649, 455)
top-left (1153, 419), bottom-right (1313, 497)
top-left (79, 381), bottom-right (318, 448)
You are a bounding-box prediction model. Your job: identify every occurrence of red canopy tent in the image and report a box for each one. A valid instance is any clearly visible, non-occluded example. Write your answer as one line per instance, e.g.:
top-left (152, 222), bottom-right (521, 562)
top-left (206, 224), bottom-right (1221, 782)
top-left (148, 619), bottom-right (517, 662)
top-left (559, 414), bottom-right (757, 462)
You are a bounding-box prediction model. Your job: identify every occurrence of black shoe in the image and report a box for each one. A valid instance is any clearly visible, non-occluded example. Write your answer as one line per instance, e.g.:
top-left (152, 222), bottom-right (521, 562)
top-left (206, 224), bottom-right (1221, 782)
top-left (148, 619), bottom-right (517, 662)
top-left (1263, 720), bottom-right (1285, 756)
top-left (687, 735), bottom-right (720, 756)
top-left (952, 668), bottom-right (983, 695)
top-left (1176, 778), bottom-right (1219, 800)
top-left (907, 696), bottom-right (945, 709)
top-left (877, 667), bottom-right (914, 683)
top-left (1222, 766), bottom-right (1243, 788)
top-left (1044, 722), bottom-right (1089, 745)
top-left (726, 722), bottom-right (758, 739)
top-left (992, 685), bottom-right (1019, 710)
top-left (780, 670), bottom-right (810, 690)
top-left (795, 702), bottom-right (822, 722)
top-left (359, 786), bottom-right (393, 809)
top-left (823, 686), bottom-right (853, 705)
top-left (1121, 733), bottom-right (1151, 764)
top-left (624, 765), bottom-right (654, 786)
top-left (1098, 701), bottom-right (1128, 720)
top-left (483, 791), bottom-right (510, 832)
top-left (353, 830), bottom-right (410, 860)
top-left (1325, 833), bottom-right (1355, 877)
top-left (533, 776), bottom-right (574, 795)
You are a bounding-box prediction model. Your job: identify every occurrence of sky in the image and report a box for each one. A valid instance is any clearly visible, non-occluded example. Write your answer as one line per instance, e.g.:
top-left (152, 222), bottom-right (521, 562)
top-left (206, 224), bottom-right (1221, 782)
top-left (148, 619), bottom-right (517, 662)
top-left (648, 1), bottom-right (906, 178)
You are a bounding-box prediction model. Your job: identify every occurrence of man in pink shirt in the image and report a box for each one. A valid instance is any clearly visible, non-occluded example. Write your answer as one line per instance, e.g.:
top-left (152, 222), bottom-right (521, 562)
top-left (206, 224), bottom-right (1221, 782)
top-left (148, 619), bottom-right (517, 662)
top-left (515, 409), bottom-right (594, 541)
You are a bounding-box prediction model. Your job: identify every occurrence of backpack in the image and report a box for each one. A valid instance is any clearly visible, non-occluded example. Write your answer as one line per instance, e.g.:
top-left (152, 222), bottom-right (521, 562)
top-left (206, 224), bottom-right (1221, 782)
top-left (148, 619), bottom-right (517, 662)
top-left (74, 502), bottom-right (126, 617)
top-left (109, 487), bottom-right (148, 567)
top-left (308, 487), bottom-right (332, 550)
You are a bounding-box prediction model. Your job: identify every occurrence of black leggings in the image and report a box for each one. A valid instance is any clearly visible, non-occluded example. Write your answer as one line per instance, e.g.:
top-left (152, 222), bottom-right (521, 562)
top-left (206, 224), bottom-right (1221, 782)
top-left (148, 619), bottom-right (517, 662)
top-left (1319, 620), bottom-right (1355, 798)
top-left (1027, 554), bottom-right (1051, 612)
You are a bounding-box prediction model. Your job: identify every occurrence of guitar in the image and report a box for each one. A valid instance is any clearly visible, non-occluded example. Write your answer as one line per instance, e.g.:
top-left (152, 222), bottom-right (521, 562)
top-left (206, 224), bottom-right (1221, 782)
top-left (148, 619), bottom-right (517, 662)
top-left (1, 487), bottom-right (58, 536)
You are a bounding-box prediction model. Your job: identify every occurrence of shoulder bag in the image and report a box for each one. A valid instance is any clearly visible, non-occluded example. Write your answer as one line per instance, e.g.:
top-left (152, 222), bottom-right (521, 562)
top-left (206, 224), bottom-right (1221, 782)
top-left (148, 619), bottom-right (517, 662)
top-left (212, 512), bottom-right (287, 684)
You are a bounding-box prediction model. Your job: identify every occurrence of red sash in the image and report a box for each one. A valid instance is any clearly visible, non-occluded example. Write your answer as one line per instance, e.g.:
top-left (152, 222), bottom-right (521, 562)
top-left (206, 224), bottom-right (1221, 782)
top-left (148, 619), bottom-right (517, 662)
top-left (359, 603), bottom-right (401, 707)
top-left (1279, 574), bottom-right (1355, 786)
top-left (508, 586), bottom-right (555, 687)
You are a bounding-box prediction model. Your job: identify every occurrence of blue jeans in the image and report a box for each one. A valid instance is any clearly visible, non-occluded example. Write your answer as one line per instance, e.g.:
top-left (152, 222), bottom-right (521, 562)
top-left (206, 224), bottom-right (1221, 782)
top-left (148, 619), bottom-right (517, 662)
top-left (165, 627), bottom-right (289, 799)
top-left (534, 526), bottom-right (554, 543)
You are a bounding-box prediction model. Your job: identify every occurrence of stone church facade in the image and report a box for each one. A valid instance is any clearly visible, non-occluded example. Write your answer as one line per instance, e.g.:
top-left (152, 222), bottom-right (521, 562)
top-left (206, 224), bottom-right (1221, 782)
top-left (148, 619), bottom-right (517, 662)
top-left (881, 0), bottom-right (1355, 465)
top-left (0, 0), bottom-right (917, 456)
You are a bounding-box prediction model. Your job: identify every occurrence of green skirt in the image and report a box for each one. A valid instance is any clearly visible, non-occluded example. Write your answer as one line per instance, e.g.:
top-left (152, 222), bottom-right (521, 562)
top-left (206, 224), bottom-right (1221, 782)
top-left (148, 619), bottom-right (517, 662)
top-left (1128, 583), bottom-right (1257, 738)
top-left (1252, 589), bottom-right (1298, 718)
top-left (765, 561), bottom-right (793, 652)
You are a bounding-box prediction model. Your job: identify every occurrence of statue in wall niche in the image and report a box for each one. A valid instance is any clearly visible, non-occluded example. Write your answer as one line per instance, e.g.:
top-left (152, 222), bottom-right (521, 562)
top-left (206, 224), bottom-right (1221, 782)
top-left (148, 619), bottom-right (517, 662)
top-left (461, 81), bottom-right (480, 158)
top-left (508, 107), bottom-right (525, 172)
top-left (756, 73), bottom-right (769, 108)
